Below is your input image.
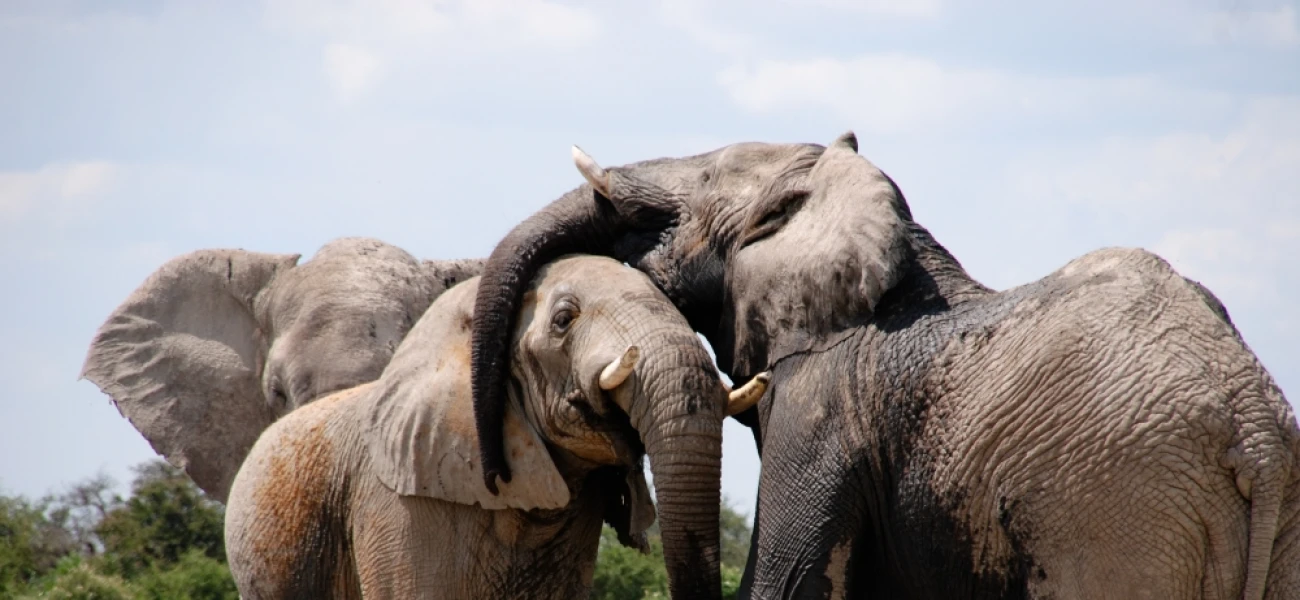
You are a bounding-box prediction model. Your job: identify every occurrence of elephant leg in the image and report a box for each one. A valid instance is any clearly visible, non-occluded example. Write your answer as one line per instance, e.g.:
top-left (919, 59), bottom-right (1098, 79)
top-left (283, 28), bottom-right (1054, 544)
top-left (1266, 476), bottom-right (1300, 599)
top-left (746, 444), bottom-right (866, 598)
top-left (742, 383), bottom-right (884, 599)
top-left (349, 477), bottom-right (459, 599)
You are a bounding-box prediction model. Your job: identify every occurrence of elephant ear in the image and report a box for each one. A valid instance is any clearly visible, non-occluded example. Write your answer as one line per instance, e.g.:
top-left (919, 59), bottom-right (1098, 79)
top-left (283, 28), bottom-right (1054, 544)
top-left (366, 279), bottom-right (570, 510)
top-left (600, 463), bottom-right (657, 552)
top-left (81, 249), bottom-right (301, 502)
top-left (727, 131), bottom-right (912, 374)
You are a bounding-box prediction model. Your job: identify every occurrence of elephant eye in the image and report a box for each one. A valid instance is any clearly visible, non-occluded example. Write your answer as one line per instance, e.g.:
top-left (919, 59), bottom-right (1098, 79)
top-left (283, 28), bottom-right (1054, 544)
top-left (741, 189), bottom-right (809, 247)
top-left (550, 302), bottom-right (579, 335)
top-left (269, 380), bottom-right (289, 409)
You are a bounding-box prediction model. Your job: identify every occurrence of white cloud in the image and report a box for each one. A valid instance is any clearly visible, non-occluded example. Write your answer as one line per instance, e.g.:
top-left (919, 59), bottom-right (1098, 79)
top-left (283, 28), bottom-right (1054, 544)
top-left (264, 0), bottom-right (601, 48)
top-left (322, 43), bottom-right (384, 103)
top-left (1153, 225), bottom-right (1297, 304)
top-left (991, 95), bottom-right (1300, 315)
top-left (266, 0), bottom-right (601, 102)
top-left (0, 161), bottom-right (117, 226)
top-left (1203, 4), bottom-right (1300, 47)
top-left (658, 0), bottom-right (940, 61)
top-left (464, 0), bottom-right (601, 47)
top-left (783, 0), bottom-right (941, 18)
top-left (719, 54), bottom-right (1234, 135)
top-left (1007, 97), bottom-right (1300, 220)
top-left (658, 0), bottom-right (757, 58)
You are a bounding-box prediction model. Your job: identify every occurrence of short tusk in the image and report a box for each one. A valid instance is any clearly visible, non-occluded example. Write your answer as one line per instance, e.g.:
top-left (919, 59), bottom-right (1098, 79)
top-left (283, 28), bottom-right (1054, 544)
top-left (726, 372), bottom-right (771, 416)
top-left (599, 345), bottom-right (639, 390)
top-left (572, 145), bottom-right (612, 197)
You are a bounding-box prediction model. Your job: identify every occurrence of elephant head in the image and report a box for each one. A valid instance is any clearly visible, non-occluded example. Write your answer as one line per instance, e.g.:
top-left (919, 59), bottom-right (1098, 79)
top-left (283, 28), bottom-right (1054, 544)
top-left (470, 133), bottom-right (913, 479)
top-left (368, 256), bottom-right (765, 599)
top-left (82, 237), bottom-right (481, 501)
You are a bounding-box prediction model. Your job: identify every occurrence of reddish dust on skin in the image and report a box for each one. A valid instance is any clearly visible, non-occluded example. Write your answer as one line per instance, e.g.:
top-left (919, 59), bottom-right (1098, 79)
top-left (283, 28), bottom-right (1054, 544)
top-left (250, 391), bottom-right (350, 583)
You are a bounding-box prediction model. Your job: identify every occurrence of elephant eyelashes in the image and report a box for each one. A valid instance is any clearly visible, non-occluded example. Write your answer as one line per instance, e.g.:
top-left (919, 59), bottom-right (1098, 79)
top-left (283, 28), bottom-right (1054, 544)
top-left (550, 301), bottom-right (579, 335)
top-left (741, 188), bottom-right (809, 247)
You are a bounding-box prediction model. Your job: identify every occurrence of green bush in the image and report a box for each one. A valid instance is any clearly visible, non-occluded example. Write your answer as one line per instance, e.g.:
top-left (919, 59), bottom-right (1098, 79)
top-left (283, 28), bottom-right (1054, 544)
top-left (1, 461), bottom-right (234, 598)
top-left (130, 549), bottom-right (238, 600)
top-left (1, 494), bottom-right (79, 596)
top-left (15, 556), bottom-right (132, 600)
top-left (95, 462), bottom-right (226, 580)
top-left (590, 527), bottom-right (669, 600)
top-left (721, 564), bottom-right (743, 600)
top-left (590, 497), bottom-right (752, 599)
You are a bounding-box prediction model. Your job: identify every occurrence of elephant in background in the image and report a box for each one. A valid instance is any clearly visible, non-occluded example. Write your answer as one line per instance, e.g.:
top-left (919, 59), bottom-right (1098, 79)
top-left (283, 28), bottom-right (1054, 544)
top-left (81, 237), bottom-right (481, 501)
top-left (223, 256), bottom-right (767, 599)
top-left (467, 134), bottom-right (1300, 598)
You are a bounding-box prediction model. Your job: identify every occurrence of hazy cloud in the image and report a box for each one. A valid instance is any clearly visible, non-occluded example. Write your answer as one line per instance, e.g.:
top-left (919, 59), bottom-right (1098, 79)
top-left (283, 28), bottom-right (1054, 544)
top-left (781, 0), bottom-right (942, 18)
top-left (719, 54), bottom-right (1237, 136)
top-left (264, 0), bottom-right (601, 48)
top-left (265, 0), bottom-right (602, 103)
top-left (1202, 4), bottom-right (1300, 47)
top-left (0, 161), bottom-right (117, 226)
top-left (322, 43), bottom-right (384, 103)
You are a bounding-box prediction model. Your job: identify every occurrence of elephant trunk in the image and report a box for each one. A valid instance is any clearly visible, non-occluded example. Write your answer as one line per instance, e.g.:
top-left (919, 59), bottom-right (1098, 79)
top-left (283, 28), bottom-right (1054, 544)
top-left (631, 332), bottom-right (726, 600)
top-left (471, 188), bottom-right (619, 492)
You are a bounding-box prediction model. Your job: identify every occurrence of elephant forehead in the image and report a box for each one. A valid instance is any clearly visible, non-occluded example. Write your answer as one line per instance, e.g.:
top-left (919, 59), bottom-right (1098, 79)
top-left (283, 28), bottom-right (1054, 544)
top-left (533, 256), bottom-right (656, 294)
top-left (716, 142), bottom-right (809, 168)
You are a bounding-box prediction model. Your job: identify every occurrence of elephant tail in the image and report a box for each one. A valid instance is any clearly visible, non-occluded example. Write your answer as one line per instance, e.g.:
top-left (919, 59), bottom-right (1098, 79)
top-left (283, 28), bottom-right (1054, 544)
top-left (1222, 423), bottom-right (1294, 600)
top-left (1237, 467), bottom-right (1279, 600)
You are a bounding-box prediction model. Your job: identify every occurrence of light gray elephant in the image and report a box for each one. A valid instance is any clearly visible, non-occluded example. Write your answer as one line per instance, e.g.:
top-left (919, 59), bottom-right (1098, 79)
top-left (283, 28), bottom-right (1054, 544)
top-left (81, 237), bottom-right (481, 502)
top-left (223, 255), bottom-right (767, 599)
top-left (466, 135), bottom-right (1300, 598)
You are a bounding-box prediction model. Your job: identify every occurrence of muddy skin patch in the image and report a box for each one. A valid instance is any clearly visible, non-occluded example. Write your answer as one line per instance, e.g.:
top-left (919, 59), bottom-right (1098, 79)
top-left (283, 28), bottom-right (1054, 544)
top-left (250, 410), bottom-right (352, 597)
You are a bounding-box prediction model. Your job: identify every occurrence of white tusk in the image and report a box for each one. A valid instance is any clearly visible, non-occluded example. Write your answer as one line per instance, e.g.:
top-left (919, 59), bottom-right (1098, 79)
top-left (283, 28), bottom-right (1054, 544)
top-left (726, 372), bottom-right (771, 416)
top-left (599, 345), bottom-right (639, 390)
top-left (572, 145), bottom-right (612, 197)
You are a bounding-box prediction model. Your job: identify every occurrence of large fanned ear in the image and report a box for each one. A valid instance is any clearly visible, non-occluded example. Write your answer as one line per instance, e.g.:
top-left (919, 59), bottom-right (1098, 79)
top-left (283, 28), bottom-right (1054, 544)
top-left (367, 279), bottom-right (570, 510)
top-left (728, 131), bottom-right (912, 374)
top-left (81, 249), bottom-right (301, 502)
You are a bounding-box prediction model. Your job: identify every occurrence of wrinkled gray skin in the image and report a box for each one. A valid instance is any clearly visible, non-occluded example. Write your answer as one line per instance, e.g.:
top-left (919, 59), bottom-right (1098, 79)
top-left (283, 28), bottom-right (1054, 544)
top-left (224, 256), bottom-right (742, 599)
top-left (469, 134), bottom-right (1300, 599)
top-left (82, 237), bottom-right (481, 502)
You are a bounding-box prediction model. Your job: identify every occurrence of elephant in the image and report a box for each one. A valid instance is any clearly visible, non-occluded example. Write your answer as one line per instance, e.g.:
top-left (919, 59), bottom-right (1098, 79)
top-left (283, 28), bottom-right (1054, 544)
top-left (466, 134), bottom-right (1300, 598)
top-left (81, 237), bottom-right (482, 502)
top-left (222, 255), bottom-right (768, 599)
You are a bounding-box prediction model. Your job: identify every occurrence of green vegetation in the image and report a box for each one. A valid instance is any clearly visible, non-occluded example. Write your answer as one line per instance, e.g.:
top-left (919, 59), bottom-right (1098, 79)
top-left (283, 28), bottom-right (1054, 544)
top-left (590, 497), bottom-right (752, 600)
top-left (2, 460), bottom-right (751, 599)
top-left (1, 461), bottom-right (236, 600)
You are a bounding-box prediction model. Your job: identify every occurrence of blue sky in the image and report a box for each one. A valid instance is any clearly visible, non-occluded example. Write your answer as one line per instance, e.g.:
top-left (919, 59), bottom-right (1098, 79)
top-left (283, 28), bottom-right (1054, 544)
top-left (1, 0), bottom-right (1297, 520)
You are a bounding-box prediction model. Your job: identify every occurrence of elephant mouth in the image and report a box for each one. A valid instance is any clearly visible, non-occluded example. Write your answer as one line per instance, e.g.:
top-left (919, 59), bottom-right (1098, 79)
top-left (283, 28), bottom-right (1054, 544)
top-left (556, 387), bottom-right (646, 467)
top-left (597, 389), bottom-right (646, 464)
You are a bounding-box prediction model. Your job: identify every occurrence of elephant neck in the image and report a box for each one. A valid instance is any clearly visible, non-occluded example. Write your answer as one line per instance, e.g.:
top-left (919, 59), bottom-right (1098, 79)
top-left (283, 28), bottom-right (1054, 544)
top-left (875, 222), bottom-right (990, 321)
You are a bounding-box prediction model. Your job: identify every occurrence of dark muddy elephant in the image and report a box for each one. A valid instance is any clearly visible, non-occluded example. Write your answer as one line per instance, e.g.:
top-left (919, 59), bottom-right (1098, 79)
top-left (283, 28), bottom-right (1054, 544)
top-left (467, 134), bottom-right (1300, 598)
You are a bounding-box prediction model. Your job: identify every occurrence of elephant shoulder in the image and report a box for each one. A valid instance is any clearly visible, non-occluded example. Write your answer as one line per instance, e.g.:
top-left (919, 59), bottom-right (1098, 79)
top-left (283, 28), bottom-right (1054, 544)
top-left (226, 383), bottom-right (370, 597)
top-left (230, 382), bottom-right (370, 524)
